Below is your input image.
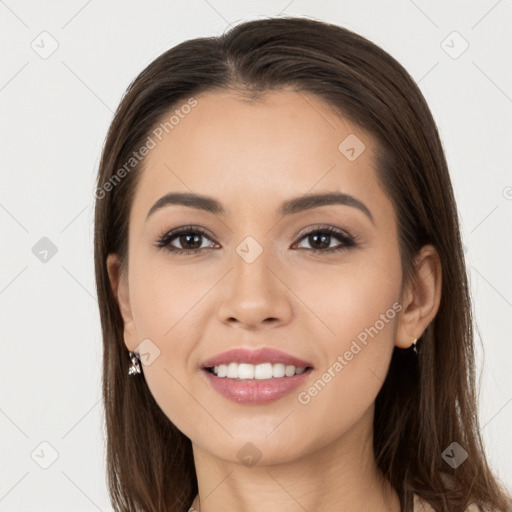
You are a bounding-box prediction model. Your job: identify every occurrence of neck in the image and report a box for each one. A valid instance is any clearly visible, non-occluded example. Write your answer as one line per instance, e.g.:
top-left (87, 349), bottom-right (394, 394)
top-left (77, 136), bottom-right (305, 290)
top-left (190, 406), bottom-right (400, 512)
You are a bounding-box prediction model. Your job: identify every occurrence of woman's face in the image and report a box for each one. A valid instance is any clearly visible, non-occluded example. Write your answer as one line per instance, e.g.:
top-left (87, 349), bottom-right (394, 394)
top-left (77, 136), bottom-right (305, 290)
top-left (111, 88), bottom-right (411, 464)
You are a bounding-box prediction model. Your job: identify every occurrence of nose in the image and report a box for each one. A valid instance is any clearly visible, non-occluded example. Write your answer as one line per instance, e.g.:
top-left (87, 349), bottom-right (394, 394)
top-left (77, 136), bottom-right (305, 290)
top-left (216, 246), bottom-right (293, 331)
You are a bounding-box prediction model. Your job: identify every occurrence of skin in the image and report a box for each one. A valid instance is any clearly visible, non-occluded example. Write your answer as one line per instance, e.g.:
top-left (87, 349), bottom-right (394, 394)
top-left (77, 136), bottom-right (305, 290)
top-left (107, 88), bottom-right (442, 512)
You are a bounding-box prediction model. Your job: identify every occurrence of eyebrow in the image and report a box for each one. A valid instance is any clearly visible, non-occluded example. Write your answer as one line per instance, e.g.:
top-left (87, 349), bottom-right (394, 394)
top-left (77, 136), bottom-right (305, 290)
top-left (146, 191), bottom-right (374, 225)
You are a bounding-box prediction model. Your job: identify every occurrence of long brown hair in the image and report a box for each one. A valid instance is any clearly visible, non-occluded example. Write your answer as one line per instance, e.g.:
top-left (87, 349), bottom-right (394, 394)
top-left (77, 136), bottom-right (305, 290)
top-left (94, 16), bottom-right (511, 512)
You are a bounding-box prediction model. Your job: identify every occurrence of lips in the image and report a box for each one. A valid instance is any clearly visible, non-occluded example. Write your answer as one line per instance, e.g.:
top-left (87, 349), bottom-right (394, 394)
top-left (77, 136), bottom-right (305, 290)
top-left (200, 347), bottom-right (313, 369)
top-left (202, 367), bottom-right (313, 404)
top-left (200, 347), bottom-right (314, 404)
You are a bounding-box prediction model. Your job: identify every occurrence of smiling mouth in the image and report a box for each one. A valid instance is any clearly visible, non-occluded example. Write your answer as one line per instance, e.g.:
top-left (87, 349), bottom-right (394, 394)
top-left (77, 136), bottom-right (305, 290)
top-left (204, 363), bottom-right (314, 380)
top-left (201, 363), bottom-right (314, 405)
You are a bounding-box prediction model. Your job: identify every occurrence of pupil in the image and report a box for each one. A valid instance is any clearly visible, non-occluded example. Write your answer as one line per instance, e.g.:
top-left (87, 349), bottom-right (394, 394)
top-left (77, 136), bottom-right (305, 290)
top-left (311, 233), bottom-right (329, 249)
top-left (181, 234), bottom-right (201, 249)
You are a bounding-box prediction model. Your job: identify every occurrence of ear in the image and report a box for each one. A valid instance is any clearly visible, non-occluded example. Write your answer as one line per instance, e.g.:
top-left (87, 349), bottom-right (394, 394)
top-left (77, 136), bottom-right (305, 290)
top-left (395, 244), bottom-right (442, 349)
top-left (106, 253), bottom-right (138, 352)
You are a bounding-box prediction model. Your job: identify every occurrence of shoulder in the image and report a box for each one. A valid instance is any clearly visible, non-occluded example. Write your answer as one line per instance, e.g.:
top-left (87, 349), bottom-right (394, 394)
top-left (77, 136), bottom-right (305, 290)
top-left (413, 495), bottom-right (435, 512)
top-left (413, 494), bottom-right (482, 511)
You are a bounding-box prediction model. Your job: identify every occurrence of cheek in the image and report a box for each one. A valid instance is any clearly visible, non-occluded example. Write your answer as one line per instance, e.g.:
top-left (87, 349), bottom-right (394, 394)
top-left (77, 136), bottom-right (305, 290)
top-left (127, 256), bottom-right (211, 429)
top-left (129, 251), bottom-right (206, 339)
top-left (291, 252), bottom-right (402, 418)
top-left (294, 249), bottom-right (402, 345)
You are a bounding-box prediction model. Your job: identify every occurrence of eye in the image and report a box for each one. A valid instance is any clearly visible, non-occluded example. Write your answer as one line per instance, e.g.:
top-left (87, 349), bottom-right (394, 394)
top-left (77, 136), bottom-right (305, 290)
top-left (155, 226), bottom-right (218, 255)
top-left (155, 224), bottom-right (357, 256)
top-left (293, 226), bottom-right (357, 254)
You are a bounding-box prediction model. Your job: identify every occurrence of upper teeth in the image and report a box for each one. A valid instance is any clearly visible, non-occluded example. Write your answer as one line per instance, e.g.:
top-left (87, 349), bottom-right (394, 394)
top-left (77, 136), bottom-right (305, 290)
top-left (212, 362), bottom-right (307, 379)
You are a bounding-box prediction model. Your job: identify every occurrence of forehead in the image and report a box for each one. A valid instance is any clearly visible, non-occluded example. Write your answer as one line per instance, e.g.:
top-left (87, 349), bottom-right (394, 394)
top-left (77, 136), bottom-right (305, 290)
top-left (131, 88), bottom-right (385, 221)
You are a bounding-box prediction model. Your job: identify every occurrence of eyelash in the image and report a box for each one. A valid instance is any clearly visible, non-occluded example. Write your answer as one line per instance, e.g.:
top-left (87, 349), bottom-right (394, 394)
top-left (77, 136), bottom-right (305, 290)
top-left (155, 224), bottom-right (358, 256)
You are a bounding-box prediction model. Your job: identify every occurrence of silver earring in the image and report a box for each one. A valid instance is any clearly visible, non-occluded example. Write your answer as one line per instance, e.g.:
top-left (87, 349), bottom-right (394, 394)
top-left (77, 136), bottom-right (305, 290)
top-left (412, 337), bottom-right (418, 354)
top-left (128, 351), bottom-right (141, 375)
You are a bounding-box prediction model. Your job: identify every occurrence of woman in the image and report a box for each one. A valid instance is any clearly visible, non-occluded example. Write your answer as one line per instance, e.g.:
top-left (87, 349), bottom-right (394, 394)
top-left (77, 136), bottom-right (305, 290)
top-left (94, 16), bottom-right (511, 512)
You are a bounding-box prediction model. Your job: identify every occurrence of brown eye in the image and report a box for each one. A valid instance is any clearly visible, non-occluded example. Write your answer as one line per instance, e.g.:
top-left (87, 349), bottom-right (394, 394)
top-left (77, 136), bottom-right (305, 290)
top-left (174, 233), bottom-right (204, 250)
top-left (294, 226), bottom-right (356, 254)
top-left (156, 226), bottom-right (218, 255)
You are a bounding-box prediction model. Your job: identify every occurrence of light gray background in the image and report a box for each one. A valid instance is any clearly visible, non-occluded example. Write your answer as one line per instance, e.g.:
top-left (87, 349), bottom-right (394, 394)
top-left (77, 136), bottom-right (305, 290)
top-left (1, 1), bottom-right (511, 510)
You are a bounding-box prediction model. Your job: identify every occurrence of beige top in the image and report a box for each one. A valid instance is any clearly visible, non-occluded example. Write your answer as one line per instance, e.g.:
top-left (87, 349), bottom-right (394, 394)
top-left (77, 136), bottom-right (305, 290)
top-left (414, 494), bottom-right (480, 511)
top-left (188, 495), bottom-right (481, 511)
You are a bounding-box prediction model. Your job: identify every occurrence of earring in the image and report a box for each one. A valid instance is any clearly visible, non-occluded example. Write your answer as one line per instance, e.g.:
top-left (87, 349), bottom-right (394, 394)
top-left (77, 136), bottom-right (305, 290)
top-left (128, 351), bottom-right (141, 375)
top-left (412, 337), bottom-right (418, 354)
